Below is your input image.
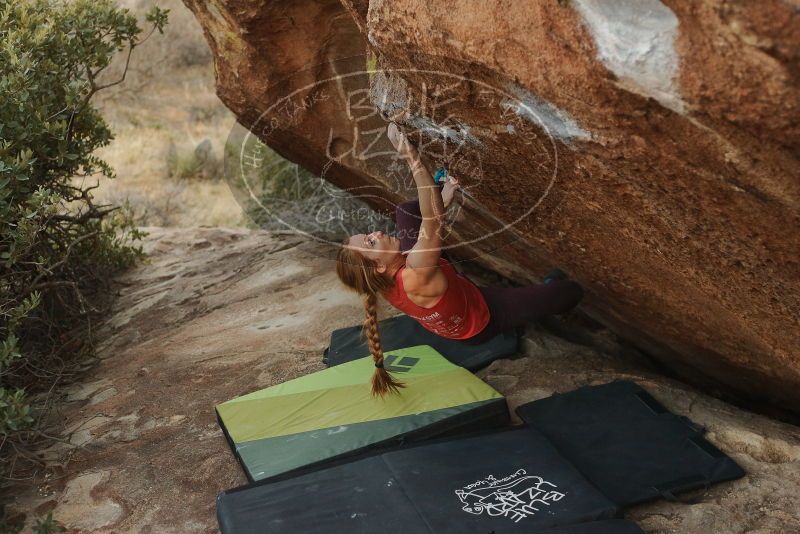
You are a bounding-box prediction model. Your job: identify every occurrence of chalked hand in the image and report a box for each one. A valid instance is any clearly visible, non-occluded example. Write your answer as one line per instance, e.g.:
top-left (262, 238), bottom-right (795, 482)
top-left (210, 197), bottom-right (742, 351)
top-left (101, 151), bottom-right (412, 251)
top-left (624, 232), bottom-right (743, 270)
top-left (442, 175), bottom-right (460, 209)
top-left (387, 123), bottom-right (417, 159)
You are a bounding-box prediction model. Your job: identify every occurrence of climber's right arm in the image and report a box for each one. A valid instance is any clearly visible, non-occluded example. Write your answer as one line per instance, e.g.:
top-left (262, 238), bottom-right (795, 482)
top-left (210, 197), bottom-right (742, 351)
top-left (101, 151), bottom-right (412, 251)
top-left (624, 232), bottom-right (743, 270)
top-left (403, 147), bottom-right (445, 273)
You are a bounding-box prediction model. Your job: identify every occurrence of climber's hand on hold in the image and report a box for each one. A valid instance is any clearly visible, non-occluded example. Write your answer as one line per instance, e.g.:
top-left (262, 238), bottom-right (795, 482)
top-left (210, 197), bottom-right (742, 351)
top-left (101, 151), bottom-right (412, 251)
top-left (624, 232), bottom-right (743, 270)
top-left (387, 123), bottom-right (418, 160)
top-left (441, 176), bottom-right (460, 209)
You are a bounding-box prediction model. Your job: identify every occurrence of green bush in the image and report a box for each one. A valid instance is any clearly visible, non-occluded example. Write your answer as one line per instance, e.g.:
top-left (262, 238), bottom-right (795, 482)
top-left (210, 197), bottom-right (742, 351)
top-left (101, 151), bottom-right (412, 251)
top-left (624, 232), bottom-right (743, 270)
top-left (32, 512), bottom-right (64, 534)
top-left (0, 0), bottom-right (168, 526)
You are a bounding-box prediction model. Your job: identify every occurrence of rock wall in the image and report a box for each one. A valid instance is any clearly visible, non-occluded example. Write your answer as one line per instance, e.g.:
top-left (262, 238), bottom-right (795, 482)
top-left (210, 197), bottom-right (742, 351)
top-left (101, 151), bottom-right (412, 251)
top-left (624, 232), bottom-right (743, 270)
top-left (182, 0), bottom-right (800, 410)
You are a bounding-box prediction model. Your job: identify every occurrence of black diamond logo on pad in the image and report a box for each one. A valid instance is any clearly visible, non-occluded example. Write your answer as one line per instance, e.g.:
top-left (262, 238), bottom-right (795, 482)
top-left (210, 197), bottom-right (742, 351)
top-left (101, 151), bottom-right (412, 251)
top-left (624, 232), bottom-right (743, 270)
top-left (383, 355), bottom-right (420, 373)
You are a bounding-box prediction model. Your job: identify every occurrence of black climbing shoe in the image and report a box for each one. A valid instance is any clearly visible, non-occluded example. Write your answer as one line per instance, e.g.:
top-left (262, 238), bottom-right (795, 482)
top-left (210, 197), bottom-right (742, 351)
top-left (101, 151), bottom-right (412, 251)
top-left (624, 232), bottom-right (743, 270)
top-left (543, 268), bottom-right (567, 284)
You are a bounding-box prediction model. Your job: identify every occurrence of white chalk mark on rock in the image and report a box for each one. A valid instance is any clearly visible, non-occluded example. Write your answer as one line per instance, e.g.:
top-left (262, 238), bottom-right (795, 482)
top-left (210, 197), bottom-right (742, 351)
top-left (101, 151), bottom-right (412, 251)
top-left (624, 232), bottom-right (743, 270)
top-left (502, 85), bottom-right (590, 142)
top-left (572, 0), bottom-right (684, 113)
top-left (370, 69), bottom-right (483, 147)
top-left (406, 115), bottom-right (483, 146)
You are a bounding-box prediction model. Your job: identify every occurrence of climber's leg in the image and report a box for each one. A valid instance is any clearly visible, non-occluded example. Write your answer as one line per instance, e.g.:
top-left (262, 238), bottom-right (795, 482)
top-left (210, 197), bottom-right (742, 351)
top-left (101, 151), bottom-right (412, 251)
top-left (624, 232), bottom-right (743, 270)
top-left (462, 280), bottom-right (584, 344)
top-left (484, 280), bottom-right (584, 330)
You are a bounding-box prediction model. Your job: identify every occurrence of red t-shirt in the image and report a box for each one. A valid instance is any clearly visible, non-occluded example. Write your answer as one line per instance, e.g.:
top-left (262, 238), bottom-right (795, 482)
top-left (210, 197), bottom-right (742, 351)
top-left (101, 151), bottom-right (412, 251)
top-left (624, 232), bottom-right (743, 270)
top-left (382, 257), bottom-right (490, 339)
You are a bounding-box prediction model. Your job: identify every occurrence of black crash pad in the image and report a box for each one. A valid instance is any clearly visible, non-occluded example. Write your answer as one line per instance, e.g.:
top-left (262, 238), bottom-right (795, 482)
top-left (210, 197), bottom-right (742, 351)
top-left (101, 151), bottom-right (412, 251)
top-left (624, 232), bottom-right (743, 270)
top-left (323, 313), bottom-right (519, 371)
top-left (515, 380), bottom-right (745, 507)
top-left (216, 426), bottom-right (619, 533)
top-left (539, 520), bottom-right (644, 533)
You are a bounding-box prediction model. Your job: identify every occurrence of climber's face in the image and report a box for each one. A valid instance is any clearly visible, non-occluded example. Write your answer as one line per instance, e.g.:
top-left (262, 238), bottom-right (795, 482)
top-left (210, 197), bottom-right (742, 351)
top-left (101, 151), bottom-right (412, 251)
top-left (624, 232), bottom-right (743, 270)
top-left (347, 231), bottom-right (401, 271)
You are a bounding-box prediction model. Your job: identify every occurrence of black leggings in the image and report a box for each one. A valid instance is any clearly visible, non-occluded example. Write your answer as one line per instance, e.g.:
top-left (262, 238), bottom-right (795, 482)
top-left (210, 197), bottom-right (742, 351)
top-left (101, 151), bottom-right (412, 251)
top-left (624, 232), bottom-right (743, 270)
top-left (394, 199), bottom-right (584, 343)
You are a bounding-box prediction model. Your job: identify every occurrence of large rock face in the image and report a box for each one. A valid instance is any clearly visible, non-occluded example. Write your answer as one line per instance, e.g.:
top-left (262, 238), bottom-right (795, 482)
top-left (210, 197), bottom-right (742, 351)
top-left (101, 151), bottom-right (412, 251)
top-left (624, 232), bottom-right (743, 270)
top-left (182, 0), bottom-right (800, 410)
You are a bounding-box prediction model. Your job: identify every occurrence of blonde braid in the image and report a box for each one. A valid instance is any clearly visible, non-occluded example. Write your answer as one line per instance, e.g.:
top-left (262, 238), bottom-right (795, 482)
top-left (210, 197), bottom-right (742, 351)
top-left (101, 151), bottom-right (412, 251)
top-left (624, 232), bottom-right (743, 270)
top-left (336, 238), bottom-right (404, 397)
top-left (364, 292), bottom-right (405, 397)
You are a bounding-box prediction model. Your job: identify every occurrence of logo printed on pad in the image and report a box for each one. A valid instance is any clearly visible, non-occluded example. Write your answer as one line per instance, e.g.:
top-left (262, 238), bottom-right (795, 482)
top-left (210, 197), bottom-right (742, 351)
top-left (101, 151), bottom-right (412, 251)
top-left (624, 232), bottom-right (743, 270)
top-left (382, 354), bottom-right (420, 373)
top-left (455, 469), bottom-right (565, 523)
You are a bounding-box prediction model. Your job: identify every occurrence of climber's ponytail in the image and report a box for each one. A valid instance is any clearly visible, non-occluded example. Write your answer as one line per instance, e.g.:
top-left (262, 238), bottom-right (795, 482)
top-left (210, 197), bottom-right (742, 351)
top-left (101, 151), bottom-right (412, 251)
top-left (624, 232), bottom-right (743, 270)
top-left (363, 292), bottom-right (405, 397)
top-left (335, 239), bottom-right (405, 397)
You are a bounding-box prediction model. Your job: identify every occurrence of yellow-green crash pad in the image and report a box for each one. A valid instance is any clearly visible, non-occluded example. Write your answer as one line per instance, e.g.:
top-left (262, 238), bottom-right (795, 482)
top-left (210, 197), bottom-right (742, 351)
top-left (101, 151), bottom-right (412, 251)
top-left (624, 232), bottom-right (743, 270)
top-left (216, 345), bottom-right (508, 482)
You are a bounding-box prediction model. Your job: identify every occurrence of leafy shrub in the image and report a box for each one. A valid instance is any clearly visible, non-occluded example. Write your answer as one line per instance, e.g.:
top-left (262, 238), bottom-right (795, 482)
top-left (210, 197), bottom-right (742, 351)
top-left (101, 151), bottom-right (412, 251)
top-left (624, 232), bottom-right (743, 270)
top-left (32, 512), bottom-right (65, 534)
top-left (0, 0), bottom-right (169, 525)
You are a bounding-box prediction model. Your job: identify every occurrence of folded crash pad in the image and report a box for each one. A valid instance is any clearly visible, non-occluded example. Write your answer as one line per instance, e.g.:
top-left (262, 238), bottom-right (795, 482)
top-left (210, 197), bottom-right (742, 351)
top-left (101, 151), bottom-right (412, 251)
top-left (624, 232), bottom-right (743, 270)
top-left (515, 380), bottom-right (745, 507)
top-left (323, 313), bottom-right (519, 371)
top-left (216, 426), bottom-right (620, 533)
top-left (216, 345), bottom-right (509, 482)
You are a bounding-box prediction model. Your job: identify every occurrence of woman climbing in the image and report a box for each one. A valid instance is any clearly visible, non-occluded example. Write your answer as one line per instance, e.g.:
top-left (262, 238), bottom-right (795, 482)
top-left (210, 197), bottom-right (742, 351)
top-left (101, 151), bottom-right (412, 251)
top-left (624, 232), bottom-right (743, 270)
top-left (336, 123), bottom-right (584, 397)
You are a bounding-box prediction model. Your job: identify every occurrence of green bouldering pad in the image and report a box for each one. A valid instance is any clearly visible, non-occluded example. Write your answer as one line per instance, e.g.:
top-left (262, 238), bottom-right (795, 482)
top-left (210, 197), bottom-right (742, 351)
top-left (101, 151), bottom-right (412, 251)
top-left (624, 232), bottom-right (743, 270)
top-left (216, 345), bottom-right (509, 482)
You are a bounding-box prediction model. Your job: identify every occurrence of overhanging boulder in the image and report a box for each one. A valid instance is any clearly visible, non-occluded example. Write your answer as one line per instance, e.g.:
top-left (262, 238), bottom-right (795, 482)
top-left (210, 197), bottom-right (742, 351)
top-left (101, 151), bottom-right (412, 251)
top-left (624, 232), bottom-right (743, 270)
top-left (182, 0), bottom-right (800, 410)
